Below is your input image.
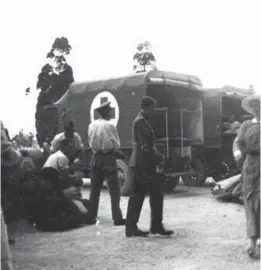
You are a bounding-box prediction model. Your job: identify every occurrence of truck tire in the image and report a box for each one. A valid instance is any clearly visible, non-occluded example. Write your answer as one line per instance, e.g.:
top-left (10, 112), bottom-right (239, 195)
top-left (116, 159), bottom-right (132, 196)
top-left (182, 157), bottom-right (207, 186)
top-left (212, 161), bottom-right (233, 182)
top-left (163, 176), bottom-right (179, 192)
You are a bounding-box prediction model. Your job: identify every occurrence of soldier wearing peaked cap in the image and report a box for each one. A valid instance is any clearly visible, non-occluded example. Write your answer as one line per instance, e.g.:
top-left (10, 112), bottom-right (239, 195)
top-left (126, 96), bottom-right (173, 237)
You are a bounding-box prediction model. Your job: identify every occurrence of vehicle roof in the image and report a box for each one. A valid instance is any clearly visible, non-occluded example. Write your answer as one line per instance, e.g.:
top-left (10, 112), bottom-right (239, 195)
top-left (202, 88), bottom-right (249, 100)
top-left (55, 70), bottom-right (202, 105)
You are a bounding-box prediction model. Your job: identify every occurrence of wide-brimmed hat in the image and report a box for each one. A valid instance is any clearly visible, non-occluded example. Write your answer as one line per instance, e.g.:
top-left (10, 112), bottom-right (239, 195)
top-left (241, 94), bottom-right (260, 115)
top-left (95, 101), bottom-right (113, 112)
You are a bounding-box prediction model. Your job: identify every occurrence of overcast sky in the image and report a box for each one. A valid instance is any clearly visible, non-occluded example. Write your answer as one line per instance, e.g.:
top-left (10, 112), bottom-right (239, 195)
top-left (0, 0), bottom-right (259, 136)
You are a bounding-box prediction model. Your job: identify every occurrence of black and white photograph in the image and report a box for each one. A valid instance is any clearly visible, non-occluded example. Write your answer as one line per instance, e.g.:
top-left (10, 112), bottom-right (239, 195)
top-left (0, 0), bottom-right (259, 269)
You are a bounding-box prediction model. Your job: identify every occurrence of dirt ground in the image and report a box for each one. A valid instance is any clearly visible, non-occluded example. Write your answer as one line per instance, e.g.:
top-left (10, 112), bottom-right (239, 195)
top-left (8, 183), bottom-right (260, 270)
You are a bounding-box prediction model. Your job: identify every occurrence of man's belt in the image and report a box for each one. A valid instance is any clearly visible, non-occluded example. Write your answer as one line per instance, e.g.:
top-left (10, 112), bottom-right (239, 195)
top-left (247, 150), bottom-right (260, 156)
top-left (94, 149), bottom-right (114, 155)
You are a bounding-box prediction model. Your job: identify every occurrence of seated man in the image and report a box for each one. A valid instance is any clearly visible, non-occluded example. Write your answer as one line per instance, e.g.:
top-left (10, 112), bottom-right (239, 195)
top-left (50, 121), bottom-right (84, 164)
top-left (19, 150), bottom-right (36, 172)
top-left (29, 139), bottom-right (93, 231)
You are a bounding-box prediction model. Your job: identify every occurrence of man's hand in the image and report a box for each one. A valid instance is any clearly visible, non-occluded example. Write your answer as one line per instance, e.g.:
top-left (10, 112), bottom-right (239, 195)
top-left (73, 158), bottom-right (81, 164)
top-left (63, 186), bottom-right (82, 200)
top-left (233, 150), bottom-right (242, 162)
top-left (155, 152), bottom-right (165, 166)
top-left (71, 200), bottom-right (88, 214)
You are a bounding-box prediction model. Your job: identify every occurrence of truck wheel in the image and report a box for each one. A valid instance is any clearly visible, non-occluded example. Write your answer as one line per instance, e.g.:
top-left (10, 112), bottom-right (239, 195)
top-left (116, 159), bottom-right (132, 196)
top-left (212, 161), bottom-right (231, 182)
top-left (182, 157), bottom-right (207, 186)
top-left (163, 176), bottom-right (179, 192)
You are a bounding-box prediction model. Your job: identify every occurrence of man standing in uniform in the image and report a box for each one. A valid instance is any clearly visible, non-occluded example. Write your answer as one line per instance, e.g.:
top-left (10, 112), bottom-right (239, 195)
top-left (125, 96), bottom-right (173, 237)
top-left (88, 101), bottom-right (125, 226)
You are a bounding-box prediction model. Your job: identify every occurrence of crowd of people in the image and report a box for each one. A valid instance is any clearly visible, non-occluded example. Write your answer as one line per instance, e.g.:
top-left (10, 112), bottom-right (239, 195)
top-left (1, 93), bottom-right (260, 269)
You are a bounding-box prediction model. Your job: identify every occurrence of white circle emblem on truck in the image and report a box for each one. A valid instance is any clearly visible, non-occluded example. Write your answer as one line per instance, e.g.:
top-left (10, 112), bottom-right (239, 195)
top-left (90, 91), bottom-right (120, 126)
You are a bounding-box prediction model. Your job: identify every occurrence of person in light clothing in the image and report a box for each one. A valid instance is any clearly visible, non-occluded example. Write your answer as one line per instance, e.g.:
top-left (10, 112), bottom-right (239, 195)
top-left (50, 121), bottom-right (84, 163)
top-left (42, 139), bottom-right (87, 203)
top-left (88, 101), bottom-right (125, 226)
top-left (233, 94), bottom-right (260, 258)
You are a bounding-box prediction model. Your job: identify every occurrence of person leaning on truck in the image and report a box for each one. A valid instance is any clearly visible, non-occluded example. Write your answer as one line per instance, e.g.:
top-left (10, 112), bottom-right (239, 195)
top-left (125, 96), bottom-right (173, 237)
top-left (87, 101), bottom-right (126, 226)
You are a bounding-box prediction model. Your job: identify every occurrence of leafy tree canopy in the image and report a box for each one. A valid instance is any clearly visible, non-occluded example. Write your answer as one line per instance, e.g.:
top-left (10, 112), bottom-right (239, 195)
top-left (133, 41), bottom-right (157, 73)
top-left (35, 37), bottom-right (74, 146)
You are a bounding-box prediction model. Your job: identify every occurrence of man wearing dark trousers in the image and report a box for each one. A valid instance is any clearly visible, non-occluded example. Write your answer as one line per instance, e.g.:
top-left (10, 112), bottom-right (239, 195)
top-left (126, 96), bottom-right (173, 237)
top-left (88, 101), bottom-right (125, 226)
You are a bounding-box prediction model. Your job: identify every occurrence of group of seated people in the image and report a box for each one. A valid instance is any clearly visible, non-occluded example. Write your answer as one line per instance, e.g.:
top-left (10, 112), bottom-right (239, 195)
top-left (1, 120), bottom-right (92, 269)
top-left (29, 121), bottom-right (93, 231)
top-left (1, 120), bottom-right (93, 232)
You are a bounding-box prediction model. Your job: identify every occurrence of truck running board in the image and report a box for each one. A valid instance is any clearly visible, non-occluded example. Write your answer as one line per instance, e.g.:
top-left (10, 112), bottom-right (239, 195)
top-left (165, 172), bottom-right (199, 177)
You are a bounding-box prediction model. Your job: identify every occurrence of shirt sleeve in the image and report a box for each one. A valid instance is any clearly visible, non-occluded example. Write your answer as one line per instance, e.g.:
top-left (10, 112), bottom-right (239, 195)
top-left (233, 137), bottom-right (242, 158)
top-left (74, 133), bottom-right (84, 149)
top-left (233, 121), bottom-right (247, 155)
top-left (57, 155), bottom-right (69, 171)
top-left (88, 123), bottom-right (102, 152)
top-left (88, 123), bottom-right (96, 149)
top-left (109, 124), bottom-right (121, 149)
top-left (50, 135), bottom-right (60, 152)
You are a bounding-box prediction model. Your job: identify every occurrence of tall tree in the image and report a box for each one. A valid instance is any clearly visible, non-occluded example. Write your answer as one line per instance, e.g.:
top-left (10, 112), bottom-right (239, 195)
top-left (35, 37), bottom-right (74, 146)
top-left (25, 87), bottom-right (30, 96)
top-left (133, 41), bottom-right (156, 73)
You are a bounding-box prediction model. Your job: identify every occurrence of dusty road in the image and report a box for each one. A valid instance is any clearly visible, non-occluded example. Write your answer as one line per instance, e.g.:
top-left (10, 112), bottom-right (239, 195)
top-left (9, 184), bottom-right (260, 270)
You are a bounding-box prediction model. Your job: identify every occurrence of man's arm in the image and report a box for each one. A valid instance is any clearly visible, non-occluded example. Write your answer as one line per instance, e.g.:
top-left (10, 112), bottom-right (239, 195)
top-left (88, 123), bottom-right (99, 152)
top-left (57, 155), bottom-right (70, 176)
top-left (50, 135), bottom-right (61, 153)
top-left (109, 124), bottom-right (121, 149)
top-left (74, 133), bottom-right (84, 150)
top-left (70, 133), bottom-right (85, 162)
top-left (57, 156), bottom-right (83, 187)
top-left (233, 122), bottom-right (247, 162)
top-left (135, 119), bottom-right (155, 152)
